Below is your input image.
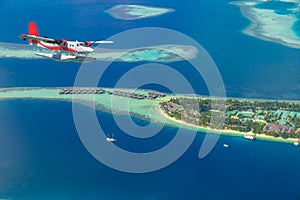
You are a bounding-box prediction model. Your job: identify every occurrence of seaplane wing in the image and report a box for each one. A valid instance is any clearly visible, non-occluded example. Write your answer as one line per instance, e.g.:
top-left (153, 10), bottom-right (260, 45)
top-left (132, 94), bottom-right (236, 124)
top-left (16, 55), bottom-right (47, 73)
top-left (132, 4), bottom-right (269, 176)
top-left (90, 40), bottom-right (114, 44)
top-left (19, 34), bottom-right (57, 43)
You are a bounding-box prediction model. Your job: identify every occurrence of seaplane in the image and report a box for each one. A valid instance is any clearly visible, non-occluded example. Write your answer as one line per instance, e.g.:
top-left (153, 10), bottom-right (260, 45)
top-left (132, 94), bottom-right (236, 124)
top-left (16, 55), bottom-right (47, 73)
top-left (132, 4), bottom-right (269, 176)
top-left (19, 22), bottom-right (113, 62)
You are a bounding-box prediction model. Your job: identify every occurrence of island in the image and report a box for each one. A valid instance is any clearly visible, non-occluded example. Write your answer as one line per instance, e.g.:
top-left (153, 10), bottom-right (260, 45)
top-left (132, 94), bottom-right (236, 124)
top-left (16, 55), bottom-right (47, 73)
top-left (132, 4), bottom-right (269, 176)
top-left (105, 4), bottom-right (174, 20)
top-left (0, 87), bottom-right (299, 144)
top-left (0, 42), bottom-right (197, 62)
top-left (231, 0), bottom-right (300, 49)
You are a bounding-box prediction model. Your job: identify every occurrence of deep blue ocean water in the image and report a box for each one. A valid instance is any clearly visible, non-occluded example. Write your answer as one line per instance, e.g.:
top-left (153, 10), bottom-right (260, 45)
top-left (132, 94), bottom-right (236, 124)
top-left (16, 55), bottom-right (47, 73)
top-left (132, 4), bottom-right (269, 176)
top-left (1, 0), bottom-right (300, 199)
top-left (2, 100), bottom-right (300, 200)
top-left (255, 1), bottom-right (297, 11)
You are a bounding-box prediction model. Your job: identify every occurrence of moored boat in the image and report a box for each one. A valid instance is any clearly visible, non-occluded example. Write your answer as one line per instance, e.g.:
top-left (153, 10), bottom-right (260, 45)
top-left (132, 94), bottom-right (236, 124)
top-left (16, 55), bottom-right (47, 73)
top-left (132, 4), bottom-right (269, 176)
top-left (293, 141), bottom-right (299, 146)
top-left (106, 133), bottom-right (116, 142)
top-left (244, 133), bottom-right (256, 140)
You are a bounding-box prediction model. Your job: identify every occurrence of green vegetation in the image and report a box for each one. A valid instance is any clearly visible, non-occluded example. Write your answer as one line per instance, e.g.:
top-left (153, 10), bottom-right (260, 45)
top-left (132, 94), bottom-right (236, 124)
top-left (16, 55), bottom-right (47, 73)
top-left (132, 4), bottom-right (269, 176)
top-left (160, 97), bottom-right (300, 139)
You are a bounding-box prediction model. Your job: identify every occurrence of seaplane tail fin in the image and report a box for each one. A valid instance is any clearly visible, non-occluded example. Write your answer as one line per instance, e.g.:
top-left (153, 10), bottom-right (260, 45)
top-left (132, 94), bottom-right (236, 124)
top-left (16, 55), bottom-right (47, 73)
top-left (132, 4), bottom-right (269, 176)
top-left (28, 22), bottom-right (39, 45)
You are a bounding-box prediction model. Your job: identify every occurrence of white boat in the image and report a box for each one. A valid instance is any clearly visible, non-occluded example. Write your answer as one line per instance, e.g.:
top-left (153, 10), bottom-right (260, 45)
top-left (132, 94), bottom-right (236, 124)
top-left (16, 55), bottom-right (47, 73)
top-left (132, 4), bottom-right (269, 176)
top-left (244, 133), bottom-right (256, 140)
top-left (106, 137), bottom-right (117, 142)
top-left (293, 142), bottom-right (299, 146)
top-left (106, 133), bottom-right (116, 142)
top-left (223, 144), bottom-right (229, 148)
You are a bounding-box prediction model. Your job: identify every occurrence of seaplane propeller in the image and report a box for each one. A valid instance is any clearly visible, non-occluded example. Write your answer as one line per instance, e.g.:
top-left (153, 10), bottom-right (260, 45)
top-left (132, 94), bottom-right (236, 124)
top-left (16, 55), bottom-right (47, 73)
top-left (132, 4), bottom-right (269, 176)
top-left (85, 41), bottom-right (93, 47)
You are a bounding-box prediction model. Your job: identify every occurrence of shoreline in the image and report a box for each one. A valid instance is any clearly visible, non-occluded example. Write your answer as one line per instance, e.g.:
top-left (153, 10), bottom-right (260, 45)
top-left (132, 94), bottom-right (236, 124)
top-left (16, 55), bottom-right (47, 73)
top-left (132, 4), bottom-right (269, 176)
top-left (157, 105), bottom-right (298, 144)
top-left (0, 87), bottom-right (298, 144)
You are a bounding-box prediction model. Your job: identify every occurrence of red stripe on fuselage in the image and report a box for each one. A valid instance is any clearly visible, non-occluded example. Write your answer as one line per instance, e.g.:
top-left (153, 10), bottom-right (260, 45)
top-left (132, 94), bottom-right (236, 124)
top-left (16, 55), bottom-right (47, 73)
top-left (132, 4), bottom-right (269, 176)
top-left (37, 41), bottom-right (80, 53)
top-left (37, 41), bottom-right (61, 51)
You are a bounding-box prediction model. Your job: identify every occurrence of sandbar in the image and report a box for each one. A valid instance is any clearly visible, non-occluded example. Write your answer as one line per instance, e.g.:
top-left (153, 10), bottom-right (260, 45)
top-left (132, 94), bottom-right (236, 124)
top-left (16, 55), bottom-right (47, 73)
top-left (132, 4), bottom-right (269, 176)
top-left (0, 42), bottom-right (197, 62)
top-left (105, 4), bottom-right (174, 20)
top-left (231, 0), bottom-right (300, 48)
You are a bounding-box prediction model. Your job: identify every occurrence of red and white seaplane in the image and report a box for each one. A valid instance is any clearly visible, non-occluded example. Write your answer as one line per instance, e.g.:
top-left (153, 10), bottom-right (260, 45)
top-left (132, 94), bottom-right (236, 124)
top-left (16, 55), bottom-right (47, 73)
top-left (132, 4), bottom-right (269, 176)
top-left (19, 22), bottom-right (113, 62)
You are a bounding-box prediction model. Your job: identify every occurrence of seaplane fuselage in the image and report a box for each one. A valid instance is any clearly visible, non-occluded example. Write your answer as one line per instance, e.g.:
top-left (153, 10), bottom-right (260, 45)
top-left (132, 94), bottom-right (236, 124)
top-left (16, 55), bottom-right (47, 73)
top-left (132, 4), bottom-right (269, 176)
top-left (35, 39), bottom-right (94, 54)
